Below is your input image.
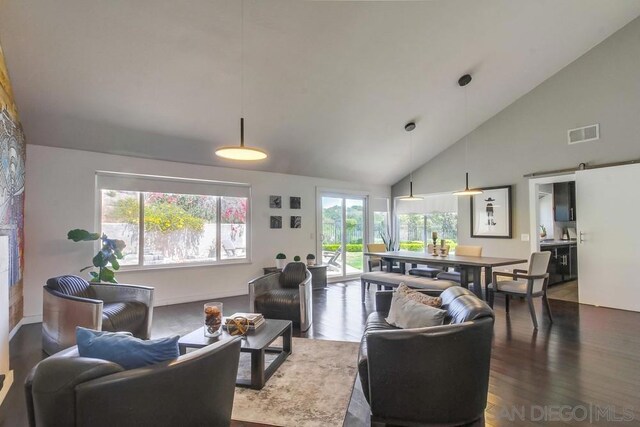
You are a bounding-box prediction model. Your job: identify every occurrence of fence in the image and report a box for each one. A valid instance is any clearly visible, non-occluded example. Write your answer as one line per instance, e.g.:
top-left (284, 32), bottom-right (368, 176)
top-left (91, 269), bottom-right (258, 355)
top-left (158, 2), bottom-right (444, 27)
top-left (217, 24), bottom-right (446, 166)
top-left (322, 223), bottom-right (363, 244)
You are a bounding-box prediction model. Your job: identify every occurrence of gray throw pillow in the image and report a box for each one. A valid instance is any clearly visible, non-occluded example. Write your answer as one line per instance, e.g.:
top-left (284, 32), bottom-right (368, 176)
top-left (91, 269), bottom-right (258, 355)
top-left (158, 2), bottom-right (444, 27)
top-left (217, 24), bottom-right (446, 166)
top-left (386, 292), bottom-right (446, 329)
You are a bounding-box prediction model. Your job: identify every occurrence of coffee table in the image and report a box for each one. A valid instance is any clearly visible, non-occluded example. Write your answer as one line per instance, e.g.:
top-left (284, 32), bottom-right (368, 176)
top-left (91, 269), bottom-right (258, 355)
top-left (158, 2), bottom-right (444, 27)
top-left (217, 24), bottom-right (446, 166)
top-left (178, 318), bottom-right (292, 390)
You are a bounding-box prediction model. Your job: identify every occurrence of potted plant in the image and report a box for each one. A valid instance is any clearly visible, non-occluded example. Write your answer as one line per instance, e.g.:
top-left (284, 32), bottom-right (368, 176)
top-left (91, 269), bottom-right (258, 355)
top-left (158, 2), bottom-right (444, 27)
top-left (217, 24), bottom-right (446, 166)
top-left (67, 229), bottom-right (126, 283)
top-left (306, 253), bottom-right (316, 266)
top-left (293, 255), bottom-right (301, 262)
top-left (540, 225), bottom-right (547, 239)
top-left (276, 253), bottom-right (287, 269)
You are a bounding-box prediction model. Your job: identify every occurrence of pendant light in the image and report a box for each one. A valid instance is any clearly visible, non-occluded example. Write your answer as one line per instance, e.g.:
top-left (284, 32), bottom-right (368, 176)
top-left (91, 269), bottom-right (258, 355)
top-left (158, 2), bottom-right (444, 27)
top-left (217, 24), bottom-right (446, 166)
top-left (399, 121), bottom-right (424, 201)
top-left (453, 74), bottom-right (482, 196)
top-left (215, 0), bottom-right (267, 161)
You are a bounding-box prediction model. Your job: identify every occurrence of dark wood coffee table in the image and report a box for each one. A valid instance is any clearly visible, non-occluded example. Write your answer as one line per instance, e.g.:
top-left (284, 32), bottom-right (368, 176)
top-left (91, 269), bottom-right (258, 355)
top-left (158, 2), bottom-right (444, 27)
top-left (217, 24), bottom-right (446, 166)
top-left (178, 318), bottom-right (292, 390)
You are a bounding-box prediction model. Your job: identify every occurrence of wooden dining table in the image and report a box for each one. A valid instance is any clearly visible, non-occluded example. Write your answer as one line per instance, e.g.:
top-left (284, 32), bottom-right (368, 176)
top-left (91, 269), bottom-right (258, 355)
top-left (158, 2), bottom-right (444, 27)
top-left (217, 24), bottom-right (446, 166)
top-left (363, 250), bottom-right (528, 300)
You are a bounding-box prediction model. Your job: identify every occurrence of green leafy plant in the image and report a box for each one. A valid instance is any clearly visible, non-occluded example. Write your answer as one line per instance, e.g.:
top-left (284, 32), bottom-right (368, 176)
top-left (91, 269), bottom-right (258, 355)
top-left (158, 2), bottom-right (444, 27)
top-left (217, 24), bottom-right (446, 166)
top-left (380, 227), bottom-right (397, 252)
top-left (293, 255), bottom-right (301, 262)
top-left (306, 254), bottom-right (315, 260)
top-left (276, 253), bottom-right (287, 260)
top-left (67, 229), bottom-right (126, 283)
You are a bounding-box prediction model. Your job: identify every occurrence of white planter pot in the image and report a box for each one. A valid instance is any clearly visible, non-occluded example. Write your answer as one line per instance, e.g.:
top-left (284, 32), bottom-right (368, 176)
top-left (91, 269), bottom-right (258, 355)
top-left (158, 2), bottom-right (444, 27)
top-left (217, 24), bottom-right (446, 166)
top-left (276, 259), bottom-right (287, 269)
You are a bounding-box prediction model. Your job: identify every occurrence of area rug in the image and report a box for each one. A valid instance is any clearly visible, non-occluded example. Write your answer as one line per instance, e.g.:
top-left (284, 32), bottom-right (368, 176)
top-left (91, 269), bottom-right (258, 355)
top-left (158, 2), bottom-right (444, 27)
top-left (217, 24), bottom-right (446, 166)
top-left (232, 337), bottom-right (360, 427)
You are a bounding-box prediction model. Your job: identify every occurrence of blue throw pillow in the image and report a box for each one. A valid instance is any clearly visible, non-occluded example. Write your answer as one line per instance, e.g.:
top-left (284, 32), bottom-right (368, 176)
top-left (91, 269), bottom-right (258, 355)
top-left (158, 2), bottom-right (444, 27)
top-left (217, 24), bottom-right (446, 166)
top-left (76, 327), bottom-right (180, 370)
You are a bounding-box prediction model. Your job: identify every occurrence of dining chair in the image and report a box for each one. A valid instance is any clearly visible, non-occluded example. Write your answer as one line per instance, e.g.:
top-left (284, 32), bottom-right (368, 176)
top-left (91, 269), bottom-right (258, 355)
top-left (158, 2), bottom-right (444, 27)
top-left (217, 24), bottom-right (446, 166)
top-left (488, 252), bottom-right (552, 329)
top-left (366, 243), bottom-right (401, 274)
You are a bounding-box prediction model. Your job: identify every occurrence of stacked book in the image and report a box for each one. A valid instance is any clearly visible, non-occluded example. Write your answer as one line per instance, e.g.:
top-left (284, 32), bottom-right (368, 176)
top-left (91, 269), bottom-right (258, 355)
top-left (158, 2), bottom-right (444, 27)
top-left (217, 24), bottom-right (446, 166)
top-left (228, 313), bottom-right (265, 330)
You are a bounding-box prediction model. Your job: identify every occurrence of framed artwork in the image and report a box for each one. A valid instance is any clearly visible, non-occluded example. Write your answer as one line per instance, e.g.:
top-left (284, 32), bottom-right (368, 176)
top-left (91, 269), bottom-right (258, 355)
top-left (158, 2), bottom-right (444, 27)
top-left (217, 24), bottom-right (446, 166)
top-left (270, 216), bottom-right (282, 229)
top-left (290, 216), bottom-right (302, 229)
top-left (470, 185), bottom-right (512, 238)
top-left (269, 195), bottom-right (282, 209)
top-left (290, 196), bottom-right (301, 209)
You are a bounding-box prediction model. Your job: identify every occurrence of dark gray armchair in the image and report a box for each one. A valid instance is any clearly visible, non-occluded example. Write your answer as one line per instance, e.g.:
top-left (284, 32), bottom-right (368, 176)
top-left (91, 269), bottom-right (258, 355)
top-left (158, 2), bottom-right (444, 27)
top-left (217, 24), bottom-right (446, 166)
top-left (360, 287), bottom-right (494, 426)
top-left (42, 275), bottom-right (154, 355)
top-left (248, 262), bottom-right (312, 331)
top-left (25, 337), bottom-right (241, 427)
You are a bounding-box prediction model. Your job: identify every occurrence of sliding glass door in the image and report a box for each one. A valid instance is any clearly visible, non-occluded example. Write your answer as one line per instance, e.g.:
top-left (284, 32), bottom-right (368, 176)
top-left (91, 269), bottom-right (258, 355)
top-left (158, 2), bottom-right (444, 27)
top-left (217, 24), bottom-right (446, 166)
top-left (320, 194), bottom-right (366, 280)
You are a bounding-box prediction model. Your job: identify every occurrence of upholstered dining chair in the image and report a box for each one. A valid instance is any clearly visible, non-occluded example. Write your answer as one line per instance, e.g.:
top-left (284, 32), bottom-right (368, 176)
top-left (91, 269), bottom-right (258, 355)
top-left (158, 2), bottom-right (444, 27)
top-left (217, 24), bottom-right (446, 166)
top-left (42, 275), bottom-right (154, 355)
top-left (436, 245), bottom-right (482, 281)
top-left (366, 243), bottom-right (401, 274)
top-left (488, 251), bottom-right (552, 329)
top-left (249, 262), bottom-right (312, 331)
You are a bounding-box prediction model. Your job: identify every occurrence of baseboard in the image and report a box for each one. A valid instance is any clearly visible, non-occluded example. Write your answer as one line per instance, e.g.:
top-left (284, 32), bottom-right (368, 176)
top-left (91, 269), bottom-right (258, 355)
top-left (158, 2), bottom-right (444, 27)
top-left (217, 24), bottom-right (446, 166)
top-left (8, 318), bottom-right (25, 340)
top-left (154, 289), bottom-right (248, 307)
top-left (0, 370), bottom-right (13, 407)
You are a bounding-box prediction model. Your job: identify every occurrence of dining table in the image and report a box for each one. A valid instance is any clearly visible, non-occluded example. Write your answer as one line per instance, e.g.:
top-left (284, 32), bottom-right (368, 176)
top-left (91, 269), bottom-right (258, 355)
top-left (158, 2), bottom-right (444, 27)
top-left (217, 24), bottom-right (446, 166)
top-left (363, 250), bottom-right (528, 300)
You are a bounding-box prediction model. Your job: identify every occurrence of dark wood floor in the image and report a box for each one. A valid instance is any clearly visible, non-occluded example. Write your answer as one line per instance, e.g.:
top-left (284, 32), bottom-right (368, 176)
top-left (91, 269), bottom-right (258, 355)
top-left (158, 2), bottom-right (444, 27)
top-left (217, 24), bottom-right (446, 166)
top-left (2, 281), bottom-right (640, 426)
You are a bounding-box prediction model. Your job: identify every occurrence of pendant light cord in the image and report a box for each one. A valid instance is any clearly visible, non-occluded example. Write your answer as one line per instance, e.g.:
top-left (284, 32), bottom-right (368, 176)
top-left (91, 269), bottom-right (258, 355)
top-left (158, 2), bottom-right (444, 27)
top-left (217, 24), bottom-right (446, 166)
top-left (409, 129), bottom-right (414, 183)
top-left (464, 83), bottom-right (469, 174)
top-left (240, 0), bottom-right (245, 147)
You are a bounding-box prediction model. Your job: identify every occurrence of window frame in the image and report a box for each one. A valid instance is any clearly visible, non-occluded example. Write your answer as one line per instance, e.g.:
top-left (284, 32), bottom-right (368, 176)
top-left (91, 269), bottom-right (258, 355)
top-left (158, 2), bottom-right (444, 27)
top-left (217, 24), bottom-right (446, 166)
top-left (95, 175), bottom-right (252, 271)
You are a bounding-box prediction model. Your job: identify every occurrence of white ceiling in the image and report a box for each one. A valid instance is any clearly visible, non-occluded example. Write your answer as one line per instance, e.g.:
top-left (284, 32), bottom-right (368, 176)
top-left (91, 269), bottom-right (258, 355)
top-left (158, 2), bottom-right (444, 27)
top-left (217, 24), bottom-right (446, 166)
top-left (1, 0), bottom-right (639, 185)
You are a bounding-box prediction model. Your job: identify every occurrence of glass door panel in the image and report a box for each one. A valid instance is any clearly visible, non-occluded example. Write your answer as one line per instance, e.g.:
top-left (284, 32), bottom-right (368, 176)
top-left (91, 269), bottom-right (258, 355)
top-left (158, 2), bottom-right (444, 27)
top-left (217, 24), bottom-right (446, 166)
top-left (321, 197), bottom-right (343, 278)
top-left (321, 195), bottom-right (366, 279)
top-left (345, 198), bottom-right (364, 276)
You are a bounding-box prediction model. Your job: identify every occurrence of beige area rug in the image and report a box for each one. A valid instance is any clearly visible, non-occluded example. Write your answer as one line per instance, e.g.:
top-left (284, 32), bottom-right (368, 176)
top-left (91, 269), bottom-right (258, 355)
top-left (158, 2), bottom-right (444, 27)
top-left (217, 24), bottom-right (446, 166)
top-left (232, 337), bottom-right (360, 427)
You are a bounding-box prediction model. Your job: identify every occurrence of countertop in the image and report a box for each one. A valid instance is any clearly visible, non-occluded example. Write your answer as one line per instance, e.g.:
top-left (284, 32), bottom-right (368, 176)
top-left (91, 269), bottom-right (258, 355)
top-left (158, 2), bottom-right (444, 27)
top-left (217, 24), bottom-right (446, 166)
top-left (540, 240), bottom-right (577, 247)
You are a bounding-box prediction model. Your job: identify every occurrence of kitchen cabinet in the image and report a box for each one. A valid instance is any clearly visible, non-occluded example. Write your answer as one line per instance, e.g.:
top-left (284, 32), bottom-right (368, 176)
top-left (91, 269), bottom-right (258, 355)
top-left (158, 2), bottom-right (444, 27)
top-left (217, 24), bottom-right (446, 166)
top-left (553, 182), bottom-right (577, 221)
top-left (541, 243), bottom-right (578, 285)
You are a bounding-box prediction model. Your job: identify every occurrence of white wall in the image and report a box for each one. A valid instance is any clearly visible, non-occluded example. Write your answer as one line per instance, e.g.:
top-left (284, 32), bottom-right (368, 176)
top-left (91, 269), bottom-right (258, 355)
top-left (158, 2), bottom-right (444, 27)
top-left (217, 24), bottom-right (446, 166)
top-left (23, 145), bottom-right (389, 320)
top-left (392, 16), bottom-right (640, 258)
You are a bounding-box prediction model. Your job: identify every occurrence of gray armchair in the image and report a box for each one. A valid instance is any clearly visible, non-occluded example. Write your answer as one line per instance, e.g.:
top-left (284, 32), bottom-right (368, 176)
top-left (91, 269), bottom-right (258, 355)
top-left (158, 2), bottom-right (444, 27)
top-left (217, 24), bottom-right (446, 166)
top-left (25, 337), bottom-right (241, 427)
top-left (248, 262), bottom-right (312, 331)
top-left (42, 275), bottom-right (154, 355)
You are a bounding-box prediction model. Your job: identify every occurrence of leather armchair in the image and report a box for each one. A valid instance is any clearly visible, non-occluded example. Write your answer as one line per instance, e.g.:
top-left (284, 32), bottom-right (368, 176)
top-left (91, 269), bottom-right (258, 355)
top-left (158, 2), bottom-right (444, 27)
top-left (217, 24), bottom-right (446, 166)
top-left (359, 286), bottom-right (494, 426)
top-left (248, 262), bottom-right (312, 331)
top-left (42, 275), bottom-right (154, 355)
top-left (25, 338), bottom-right (241, 427)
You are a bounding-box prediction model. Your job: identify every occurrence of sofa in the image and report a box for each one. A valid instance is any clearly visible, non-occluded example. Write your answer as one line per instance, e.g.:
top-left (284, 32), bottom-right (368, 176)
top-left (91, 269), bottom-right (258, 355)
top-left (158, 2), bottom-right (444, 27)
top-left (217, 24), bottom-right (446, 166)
top-left (25, 337), bottom-right (241, 427)
top-left (359, 286), bottom-right (494, 426)
top-left (42, 275), bottom-right (154, 355)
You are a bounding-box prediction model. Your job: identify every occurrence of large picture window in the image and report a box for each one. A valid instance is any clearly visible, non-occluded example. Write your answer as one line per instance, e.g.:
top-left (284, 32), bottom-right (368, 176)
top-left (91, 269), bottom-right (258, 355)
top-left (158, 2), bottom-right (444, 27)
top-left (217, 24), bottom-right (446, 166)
top-left (98, 173), bottom-right (250, 267)
top-left (395, 193), bottom-right (458, 252)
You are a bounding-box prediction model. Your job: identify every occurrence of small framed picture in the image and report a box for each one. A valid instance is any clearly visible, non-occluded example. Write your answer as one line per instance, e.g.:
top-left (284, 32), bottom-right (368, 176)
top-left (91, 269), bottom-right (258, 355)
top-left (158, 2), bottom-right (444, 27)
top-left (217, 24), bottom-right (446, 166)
top-left (270, 216), bottom-right (282, 229)
top-left (269, 195), bottom-right (282, 209)
top-left (290, 196), bottom-right (301, 209)
top-left (470, 185), bottom-right (512, 238)
top-left (290, 216), bottom-right (302, 229)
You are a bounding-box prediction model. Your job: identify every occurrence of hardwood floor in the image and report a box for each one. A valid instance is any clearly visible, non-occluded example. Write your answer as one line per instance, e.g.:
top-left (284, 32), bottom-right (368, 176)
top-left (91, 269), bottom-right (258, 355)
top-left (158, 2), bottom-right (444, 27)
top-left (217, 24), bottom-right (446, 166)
top-left (2, 281), bottom-right (640, 426)
top-left (548, 280), bottom-right (579, 303)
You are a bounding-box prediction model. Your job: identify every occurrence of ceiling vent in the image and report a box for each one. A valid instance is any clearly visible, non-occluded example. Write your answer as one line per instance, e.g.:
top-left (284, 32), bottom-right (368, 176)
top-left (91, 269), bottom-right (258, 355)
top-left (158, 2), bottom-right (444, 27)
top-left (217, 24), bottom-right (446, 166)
top-left (568, 123), bottom-right (599, 145)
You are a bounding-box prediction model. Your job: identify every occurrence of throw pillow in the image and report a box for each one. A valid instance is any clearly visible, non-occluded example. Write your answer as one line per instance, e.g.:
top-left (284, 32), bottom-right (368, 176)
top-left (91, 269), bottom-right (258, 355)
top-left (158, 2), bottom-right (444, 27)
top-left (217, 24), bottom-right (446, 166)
top-left (76, 327), bottom-right (180, 370)
top-left (396, 283), bottom-right (442, 308)
top-left (386, 293), bottom-right (446, 329)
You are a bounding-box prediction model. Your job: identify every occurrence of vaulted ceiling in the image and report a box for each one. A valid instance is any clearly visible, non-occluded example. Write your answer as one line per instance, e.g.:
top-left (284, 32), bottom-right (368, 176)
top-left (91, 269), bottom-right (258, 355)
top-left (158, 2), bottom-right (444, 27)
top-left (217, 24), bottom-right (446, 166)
top-left (1, 0), bottom-right (639, 185)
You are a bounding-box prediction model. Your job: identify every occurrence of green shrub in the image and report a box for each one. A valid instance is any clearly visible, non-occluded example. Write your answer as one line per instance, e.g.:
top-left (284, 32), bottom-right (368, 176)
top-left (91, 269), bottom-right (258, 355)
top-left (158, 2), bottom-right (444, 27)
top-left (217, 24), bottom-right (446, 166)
top-left (346, 244), bottom-right (363, 252)
top-left (322, 244), bottom-right (363, 253)
top-left (399, 241), bottom-right (425, 251)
